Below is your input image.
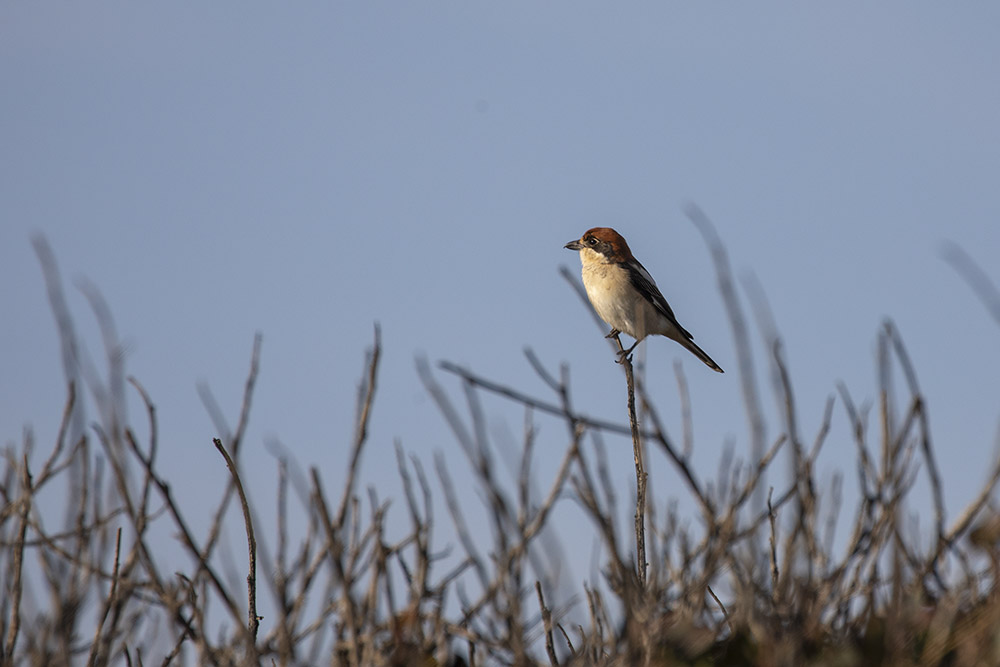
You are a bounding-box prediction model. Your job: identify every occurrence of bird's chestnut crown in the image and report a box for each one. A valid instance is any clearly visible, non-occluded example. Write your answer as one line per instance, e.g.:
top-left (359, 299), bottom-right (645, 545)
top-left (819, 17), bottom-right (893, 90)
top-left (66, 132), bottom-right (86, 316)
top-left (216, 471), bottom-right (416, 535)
top-left (569, 227), bottom-right (632, 261)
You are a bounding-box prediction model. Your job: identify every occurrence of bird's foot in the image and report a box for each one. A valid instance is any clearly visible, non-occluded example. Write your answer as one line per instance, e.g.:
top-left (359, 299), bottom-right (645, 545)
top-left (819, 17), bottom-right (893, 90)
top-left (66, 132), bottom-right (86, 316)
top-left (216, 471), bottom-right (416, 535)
top-left (605, 328), bottom-right (621, 339)
top-left (615, 341), bottom-right (638, 364)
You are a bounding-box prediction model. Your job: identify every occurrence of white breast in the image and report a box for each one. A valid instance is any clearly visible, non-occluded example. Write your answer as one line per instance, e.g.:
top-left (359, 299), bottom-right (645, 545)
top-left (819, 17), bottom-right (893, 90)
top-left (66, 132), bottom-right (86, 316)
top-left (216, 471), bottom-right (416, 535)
top-left (581, 262), bottom-right (659, 340)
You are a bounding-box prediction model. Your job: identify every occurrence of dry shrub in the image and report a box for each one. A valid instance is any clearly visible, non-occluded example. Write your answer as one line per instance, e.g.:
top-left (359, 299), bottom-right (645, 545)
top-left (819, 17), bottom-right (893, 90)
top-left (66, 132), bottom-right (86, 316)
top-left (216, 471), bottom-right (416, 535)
top-left (3, 225), bottom-right (1000, 666)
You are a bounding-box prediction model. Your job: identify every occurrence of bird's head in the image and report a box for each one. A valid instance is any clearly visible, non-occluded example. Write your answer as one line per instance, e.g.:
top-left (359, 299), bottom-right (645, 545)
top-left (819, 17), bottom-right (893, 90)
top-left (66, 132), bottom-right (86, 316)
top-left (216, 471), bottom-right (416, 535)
top-left (564, 227), bottom-right (633, 263)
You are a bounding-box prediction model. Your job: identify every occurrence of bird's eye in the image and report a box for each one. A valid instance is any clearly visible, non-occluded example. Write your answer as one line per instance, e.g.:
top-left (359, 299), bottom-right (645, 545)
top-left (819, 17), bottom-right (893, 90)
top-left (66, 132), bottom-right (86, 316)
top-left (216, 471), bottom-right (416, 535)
top-left (586, 237), bottom-right (596, 245)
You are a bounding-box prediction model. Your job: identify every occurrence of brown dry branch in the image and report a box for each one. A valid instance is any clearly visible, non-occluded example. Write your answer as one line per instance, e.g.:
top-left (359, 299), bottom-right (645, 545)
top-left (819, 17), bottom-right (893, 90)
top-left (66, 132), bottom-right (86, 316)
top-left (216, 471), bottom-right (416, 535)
top-left (612, 335), bottom-right (649, 589)
top-left (3, 451), bottom-right (30, 662)
top-left (212, 438), bottom-right (259, 651)
top-left (536, 581), bottom-right (559, 666)
top-left (198, 333), bottom-right (262, 574)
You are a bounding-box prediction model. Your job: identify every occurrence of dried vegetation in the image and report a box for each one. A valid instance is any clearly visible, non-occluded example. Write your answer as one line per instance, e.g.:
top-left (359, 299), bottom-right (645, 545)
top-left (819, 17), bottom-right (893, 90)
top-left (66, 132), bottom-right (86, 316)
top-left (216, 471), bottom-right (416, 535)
top-left (3, 222), bottom-right (1000, 666)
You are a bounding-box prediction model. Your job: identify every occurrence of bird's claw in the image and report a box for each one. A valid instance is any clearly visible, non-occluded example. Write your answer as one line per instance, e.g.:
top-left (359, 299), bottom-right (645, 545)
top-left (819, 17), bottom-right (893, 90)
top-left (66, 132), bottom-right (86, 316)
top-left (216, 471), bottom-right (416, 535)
top-left (605, 329), bottom-right (621, 339)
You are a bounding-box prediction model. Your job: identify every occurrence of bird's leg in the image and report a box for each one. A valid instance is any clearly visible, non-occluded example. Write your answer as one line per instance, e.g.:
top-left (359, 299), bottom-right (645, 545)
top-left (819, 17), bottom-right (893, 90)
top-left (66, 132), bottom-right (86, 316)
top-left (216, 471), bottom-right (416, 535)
top-left (605, 328), bottom-right (621, 339)
top-left (615, 339), bottom-right (639, 364)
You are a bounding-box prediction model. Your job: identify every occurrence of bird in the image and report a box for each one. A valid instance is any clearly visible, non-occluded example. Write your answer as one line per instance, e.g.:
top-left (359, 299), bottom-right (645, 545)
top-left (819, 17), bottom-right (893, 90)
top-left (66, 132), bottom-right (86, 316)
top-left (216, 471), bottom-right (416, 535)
top-left (565, 227), bottom-right (724, 373)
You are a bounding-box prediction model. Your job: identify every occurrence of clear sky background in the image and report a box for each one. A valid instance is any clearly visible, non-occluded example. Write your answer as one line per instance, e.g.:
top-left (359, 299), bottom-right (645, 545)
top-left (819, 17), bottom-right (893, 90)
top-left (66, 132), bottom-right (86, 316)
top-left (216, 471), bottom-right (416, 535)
top-left (3, 1), bottom-right (1000, 636)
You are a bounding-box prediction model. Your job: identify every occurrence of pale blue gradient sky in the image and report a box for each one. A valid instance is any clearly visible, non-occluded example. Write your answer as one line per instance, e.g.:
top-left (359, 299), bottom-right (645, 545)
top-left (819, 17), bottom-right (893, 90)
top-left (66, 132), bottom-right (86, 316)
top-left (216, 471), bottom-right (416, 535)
top-left (3, 1), bottom-right (1000, 636)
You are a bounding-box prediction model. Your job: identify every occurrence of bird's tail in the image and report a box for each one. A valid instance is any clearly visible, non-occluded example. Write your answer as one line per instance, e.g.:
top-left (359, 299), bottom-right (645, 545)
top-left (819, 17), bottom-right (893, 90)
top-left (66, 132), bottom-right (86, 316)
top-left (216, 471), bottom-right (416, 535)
top-left (678, 336), bottom-right (724, 373)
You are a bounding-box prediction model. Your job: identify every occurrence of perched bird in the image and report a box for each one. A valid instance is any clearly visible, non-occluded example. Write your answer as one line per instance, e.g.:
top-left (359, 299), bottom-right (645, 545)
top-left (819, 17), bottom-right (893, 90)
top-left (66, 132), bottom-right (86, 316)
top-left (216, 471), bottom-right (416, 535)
top-left (565, 227), bottom-right (724, 372)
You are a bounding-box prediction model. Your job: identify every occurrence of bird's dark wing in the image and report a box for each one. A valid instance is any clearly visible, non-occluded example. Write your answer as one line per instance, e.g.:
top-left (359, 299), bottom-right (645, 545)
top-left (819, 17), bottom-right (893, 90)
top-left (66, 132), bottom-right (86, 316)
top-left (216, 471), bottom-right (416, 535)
top-left (625, 259), bottom-right (695, 340)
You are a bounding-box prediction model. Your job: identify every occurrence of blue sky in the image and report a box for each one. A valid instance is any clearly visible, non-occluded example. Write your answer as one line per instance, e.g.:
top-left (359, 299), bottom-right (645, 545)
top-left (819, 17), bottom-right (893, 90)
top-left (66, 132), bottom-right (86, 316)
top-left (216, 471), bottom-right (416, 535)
top-left (3, 1), bottom-right (1000, 634)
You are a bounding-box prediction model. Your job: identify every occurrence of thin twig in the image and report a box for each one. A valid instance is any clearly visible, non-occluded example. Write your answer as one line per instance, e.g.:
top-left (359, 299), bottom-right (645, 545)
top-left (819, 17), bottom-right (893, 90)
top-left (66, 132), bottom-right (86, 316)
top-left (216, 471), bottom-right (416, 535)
top-left (613, 334), bottom-right (647, 586)
top-left (706, 585), bottom-right (733, 635)
top-left (87, 526), bottom-right (123, 667)
top-left (199, 334), bottom-right (262, 581)
top-left (687, 206), bottom-right (767, 488)
top-left (337, 324), bottom-right (381, 529)
top-left (212, 438), bottom-right (259, 645)
top-left (3, 454), bottom-right (31, 661)
top-left (884, 322), bottom-right (945, 548)
top-left (37, 382), bottom-right (77, 486)
top-left (536, 581), bottom-right (559, 666)
top-left (674, 361), bottom-right (694, 459)
top-left (941, 242), bottom-right (1000, 327)
top-left (767, 487), bottom-right (779, 601)
top-left (438, 360), bottom-right (662, 441)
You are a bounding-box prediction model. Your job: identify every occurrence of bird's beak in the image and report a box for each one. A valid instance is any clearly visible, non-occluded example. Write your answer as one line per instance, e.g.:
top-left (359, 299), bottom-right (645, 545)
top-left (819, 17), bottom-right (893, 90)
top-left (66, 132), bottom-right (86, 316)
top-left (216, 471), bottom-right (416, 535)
top-left (564, 240), bottom-right (584, 251)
